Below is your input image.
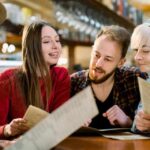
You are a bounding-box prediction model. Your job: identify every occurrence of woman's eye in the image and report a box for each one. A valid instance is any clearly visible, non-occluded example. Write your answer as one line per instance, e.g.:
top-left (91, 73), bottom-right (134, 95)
top-left (43, 41), bottom-right (50, 43)
top-left (56, 40), bottom-right (60, 43)
top-left (133, 49), bottom-right (138, 52)
top-left (143, 51), bottom-right (150, 53)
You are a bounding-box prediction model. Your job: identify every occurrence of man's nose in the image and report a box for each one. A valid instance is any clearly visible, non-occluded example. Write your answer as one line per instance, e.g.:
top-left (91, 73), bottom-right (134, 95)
top-left (96, 57), bottom-right (104, 67)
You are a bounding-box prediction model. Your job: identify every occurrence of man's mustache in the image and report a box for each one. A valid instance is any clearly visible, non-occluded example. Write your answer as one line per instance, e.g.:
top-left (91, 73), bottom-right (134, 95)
top-left (93, 67), bottom-right (105, 73)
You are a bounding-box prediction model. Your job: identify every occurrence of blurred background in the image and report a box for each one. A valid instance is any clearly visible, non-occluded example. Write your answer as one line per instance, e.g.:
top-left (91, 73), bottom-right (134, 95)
top-left (0, 0), bottom-right (150, 73)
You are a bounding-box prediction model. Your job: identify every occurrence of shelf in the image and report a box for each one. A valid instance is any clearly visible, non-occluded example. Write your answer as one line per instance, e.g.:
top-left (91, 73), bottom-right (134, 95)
top-left (83, 0), bottom-right (135, 31)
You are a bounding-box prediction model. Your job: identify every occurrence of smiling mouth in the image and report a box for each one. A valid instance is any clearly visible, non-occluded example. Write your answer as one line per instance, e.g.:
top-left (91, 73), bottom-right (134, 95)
top-left (94, 68), bottom-right (105, 74)
top-left (48, 52), bottom-right (59, 58)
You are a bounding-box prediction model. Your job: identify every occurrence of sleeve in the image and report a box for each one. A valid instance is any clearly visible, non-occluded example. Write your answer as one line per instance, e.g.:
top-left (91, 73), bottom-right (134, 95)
top-left (0, 71), bottom-right (11, 139)
top-left (70, 72), bottom-right (77, 97)
top-left (51, 67), bottom-right (70, 111)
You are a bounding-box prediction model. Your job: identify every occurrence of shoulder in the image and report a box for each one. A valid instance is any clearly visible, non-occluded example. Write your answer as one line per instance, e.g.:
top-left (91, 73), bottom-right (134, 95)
top-left (117, 66), bottom-right (147, 79)
top-left (70, 70), bottom-right (88, 79)
top-left (0, 68), bottom-right (18, 80)
top-left (51, 66), bottom-right (68, 73)
top-left (51, 66), bottom-right (69, 79)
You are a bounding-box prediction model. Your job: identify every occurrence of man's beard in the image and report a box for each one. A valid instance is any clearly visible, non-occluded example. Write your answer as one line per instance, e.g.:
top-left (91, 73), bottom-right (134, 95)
top-left (89, 67), bottom-right (116, 84)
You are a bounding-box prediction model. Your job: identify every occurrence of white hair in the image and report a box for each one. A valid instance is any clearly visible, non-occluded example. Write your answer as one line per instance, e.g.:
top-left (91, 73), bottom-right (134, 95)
top-left (131, 23), bottom-right (150, 50)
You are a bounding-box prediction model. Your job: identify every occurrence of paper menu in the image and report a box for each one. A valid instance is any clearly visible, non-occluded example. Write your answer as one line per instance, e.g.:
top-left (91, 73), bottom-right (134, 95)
top-left (138, 77), bottom-right (150, 114)
top-left (5, 86), bottom-right (98, 150)
top-left (23, 105), bottom-right (49, 128)
top-left (102, 132), bottom-right (150, 140)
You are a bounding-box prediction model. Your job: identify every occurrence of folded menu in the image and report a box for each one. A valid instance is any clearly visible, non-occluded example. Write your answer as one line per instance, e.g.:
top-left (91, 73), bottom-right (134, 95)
top-left (23, 105), bottom-right (49, 128)
top-left (5, 86), bottom-right (98, 150)
top-left (138, 77), bottom-right (150, 114)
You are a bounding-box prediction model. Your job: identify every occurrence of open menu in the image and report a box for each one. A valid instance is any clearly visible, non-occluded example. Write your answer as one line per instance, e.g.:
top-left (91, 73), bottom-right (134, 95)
top-left (73, 127), bottom-right (150, 140)
top-left (138, 77), bottom-right (150, 114)
top-left (5, 86), bottom-right (98, 150)
top-left (72, 126), bottom-right (130, 136)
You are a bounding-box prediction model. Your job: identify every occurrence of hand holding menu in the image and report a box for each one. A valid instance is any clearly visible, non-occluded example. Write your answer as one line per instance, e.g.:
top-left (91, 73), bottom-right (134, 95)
top-left (5, 86), bottom-right (98, 150)
top-left (138, 77), bottom-right (150, 114)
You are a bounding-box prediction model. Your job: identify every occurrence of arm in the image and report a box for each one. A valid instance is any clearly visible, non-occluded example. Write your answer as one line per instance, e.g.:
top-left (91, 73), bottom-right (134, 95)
top-left (0, 70), bottom-right (29, 139)
top-left (0, 72), bottom-right (11, 138)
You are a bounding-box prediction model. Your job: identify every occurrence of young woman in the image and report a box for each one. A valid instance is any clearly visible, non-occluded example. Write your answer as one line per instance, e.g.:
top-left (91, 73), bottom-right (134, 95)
top-left (0, 20), bottom-right (70, 139)
top-left (131, 23), bottom-right (150, 135)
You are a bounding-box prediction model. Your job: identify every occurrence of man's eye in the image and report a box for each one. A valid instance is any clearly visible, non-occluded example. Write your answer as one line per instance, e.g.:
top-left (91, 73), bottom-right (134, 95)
top-left (105, 58), bottom-right (111, 62)
top-left (43, 41), bottom-right (50, 43)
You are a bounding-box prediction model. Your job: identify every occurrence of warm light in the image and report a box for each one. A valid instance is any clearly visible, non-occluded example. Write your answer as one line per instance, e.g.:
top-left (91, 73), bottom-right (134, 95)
top-left (8, 44), bottom-right (16, 53)
top-left (2, 43), bottom-right (8, 53)
top-left (1, 43), bottom-right (16, 53)
top-left (58, 58), bottom-right (68, 65)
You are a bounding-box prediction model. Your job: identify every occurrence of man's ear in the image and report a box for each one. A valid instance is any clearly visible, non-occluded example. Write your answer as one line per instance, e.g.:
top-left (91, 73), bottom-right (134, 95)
top-left (117, 58), bottom-right (126, 68)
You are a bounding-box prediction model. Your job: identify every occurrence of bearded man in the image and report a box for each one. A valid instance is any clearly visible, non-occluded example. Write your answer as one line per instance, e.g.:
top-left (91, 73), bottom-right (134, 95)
top-left (71, 25), bottom-right (147, 129)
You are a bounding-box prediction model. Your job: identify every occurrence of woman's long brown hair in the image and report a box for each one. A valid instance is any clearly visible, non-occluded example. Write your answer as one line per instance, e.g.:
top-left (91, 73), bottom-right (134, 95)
top-left (17, 21), bottom-right (52, 109)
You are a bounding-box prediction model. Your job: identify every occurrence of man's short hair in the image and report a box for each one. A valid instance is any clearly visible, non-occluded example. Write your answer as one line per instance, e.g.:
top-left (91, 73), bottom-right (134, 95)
top-left (96, 25), bottom-right (130, 58)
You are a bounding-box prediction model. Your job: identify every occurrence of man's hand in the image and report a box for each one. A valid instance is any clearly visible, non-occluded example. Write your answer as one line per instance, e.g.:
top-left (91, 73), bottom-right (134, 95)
top-left (135, 110), bottom-right (150, 132)
top-left (103, 105), bottom-right (132, 127)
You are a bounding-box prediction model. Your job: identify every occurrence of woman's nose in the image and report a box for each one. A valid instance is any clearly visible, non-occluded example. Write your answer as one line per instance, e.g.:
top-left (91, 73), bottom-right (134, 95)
top-left (51, 40), bottom-right (58, 48)
top-left (134, 51), bottom-right (143, 61)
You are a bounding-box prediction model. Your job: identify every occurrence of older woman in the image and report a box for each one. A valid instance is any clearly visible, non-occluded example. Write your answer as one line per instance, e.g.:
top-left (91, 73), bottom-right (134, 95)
top-left (131, 23), bottom-right (150, 135)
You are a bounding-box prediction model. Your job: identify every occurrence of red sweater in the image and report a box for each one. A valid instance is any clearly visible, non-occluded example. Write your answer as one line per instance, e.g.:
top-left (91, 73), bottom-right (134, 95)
top-left (0, 66), bottom-right (70, 139)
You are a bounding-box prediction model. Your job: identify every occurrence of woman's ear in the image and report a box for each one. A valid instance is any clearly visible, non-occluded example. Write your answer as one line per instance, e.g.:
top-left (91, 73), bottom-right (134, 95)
top-left (117, 58), bottom-right (126, 68)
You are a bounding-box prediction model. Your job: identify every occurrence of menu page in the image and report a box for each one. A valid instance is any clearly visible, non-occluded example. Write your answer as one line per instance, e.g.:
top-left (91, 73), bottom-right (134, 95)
top-left (5, 86), bottom-right (98, 150)
top-left (138, 77), bottom-right (150, 114)
top-left (23, 105), bottom-right (49, 128)
top-left (102, 132), bottom-right (150, 140)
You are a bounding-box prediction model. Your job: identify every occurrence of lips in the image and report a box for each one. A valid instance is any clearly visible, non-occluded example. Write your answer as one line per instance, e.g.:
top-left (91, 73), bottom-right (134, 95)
top-left (48, 52), bottom-right (59, 58)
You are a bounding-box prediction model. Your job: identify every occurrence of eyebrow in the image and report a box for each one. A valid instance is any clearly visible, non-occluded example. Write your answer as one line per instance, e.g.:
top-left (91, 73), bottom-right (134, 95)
top-left (93, 50), bottom-right (114, 59)
top-left (142, 45), bottom-right (150, 48)
top-left (42, 35), bottom-right (59, 39)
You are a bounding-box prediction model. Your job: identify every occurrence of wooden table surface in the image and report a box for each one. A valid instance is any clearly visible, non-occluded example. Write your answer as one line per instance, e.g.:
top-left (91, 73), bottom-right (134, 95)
top-left (0, 136), bottom-right (150, 150)
top-left (55, 136), bottom-right (150, 150)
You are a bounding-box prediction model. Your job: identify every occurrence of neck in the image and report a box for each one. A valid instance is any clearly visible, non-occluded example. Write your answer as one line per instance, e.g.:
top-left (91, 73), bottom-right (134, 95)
top-left (91, 73), bottom-right (115, 102)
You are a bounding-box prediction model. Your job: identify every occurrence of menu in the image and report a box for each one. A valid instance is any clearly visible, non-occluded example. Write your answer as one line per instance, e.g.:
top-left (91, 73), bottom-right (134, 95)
top-left (138, 77), bottom-right (150, 114)
top-left (5, 86), bottom-right (98, 150)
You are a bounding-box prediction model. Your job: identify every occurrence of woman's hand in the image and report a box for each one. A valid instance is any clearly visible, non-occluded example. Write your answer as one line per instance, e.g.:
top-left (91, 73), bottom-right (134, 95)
top-left (135, 110), bottom-right (150, 132)
top-left (103, 105), bottom-right (132, 127)
top-left (4, 118), bottom-right (29, 137)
